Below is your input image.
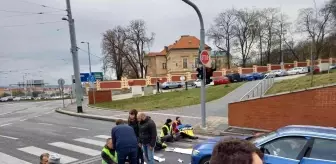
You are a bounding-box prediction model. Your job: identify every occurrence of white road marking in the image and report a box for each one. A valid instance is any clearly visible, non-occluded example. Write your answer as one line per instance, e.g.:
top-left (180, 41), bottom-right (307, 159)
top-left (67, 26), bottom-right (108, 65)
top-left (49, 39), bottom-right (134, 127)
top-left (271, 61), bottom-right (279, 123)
top-left (44, 111), bottom-right (54, 115)
top-left (0, 152), bottom-right (32, 164)
top-left (0, 123), bottom-right (12, 127)
top-left (0, 135), bottom-right (18, 140)
top-left (94, 135), bottom-right (110, 139)
top-left (113, 114), bottom-right (129, 117)
top-left (18, 146), bottom-right (78, 163)
top-left (74, 138), bottom-right (105, 147)
top-left (37, 123), bottom-right (53, 126)
top-left (69, 126), bottom-right (89, 131)
top-left (49, 142), bottom-right (101, 156)
top-left (19, 119), bottom-right (27, 122)
top-left (0, 111), bottom-right (13, 116)
top-left (145, 112), bottom-right (201, 119)
top-left (165, 147), bottom-right (193, 155)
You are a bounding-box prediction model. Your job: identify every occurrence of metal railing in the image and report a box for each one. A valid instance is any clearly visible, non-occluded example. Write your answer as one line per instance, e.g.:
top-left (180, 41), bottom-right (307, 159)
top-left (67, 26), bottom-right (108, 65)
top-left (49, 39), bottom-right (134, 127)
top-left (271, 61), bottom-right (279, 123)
top-left (240, 75), bottom-right (275, 101)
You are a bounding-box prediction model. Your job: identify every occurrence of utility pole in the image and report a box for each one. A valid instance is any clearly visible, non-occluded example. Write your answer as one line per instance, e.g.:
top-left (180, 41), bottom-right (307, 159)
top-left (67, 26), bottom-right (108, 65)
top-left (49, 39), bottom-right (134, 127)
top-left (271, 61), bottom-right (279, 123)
top-left (64, 0), bottom-right (83, 113)
top-left (182, 0), bottom-right (206, 128)
top-left (81, 42), bottom-right (92, 75)
top-left (280, 15), bottom-right (284, 69)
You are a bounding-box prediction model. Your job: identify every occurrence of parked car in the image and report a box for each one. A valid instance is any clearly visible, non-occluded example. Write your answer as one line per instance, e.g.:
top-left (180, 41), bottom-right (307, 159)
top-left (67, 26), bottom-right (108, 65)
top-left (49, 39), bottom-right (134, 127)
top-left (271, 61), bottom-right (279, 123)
top-left (265, 69), bottom-right (288, 77)
top-left (0, 97), bottom-right (8, 102)
top-left (329, 64), bottom-right (336, 70)
top-left (160, 82), bottom-right (183, 89)
top-left (225, 73), bottom-right (242, 83)
top-left (13, 97), bottom-right (21, 101)
top-left (287, 67), bottom-right (309, 75)
top-left (240, 74), bottom-right (255, 81)
top-left (252, 72), bottom-right (264, 80)
top-left (191, 125), bottom-right (336, 164)
top-left (307, 66), bottom-right (320, 74)
top-left (212, 77), bottom-right (230, 85)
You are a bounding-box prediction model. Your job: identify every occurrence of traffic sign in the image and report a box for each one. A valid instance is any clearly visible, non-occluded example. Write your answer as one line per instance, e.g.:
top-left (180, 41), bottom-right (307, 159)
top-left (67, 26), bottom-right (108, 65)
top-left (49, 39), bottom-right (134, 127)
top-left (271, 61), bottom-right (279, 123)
top-left (180, 76), bottom-right (185, 81)
top-left (58, 78), bottom-right (65, 89)
top-left (200, 50), bottom-right (210, 65)
top-left (80, 73), bottom-right (90, 82)
top-left (88, 75), bottom-right (96, 83)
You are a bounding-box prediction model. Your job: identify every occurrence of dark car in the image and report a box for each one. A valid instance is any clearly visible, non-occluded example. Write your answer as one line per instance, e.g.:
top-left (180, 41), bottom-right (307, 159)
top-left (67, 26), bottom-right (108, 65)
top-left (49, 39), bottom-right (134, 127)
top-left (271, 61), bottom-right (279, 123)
top-left (225, 73), bottom-right (242, 83)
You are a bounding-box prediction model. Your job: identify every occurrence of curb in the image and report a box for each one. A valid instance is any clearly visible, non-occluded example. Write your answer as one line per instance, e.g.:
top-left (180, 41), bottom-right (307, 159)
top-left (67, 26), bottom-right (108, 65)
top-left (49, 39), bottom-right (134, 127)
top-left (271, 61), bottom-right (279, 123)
top-left (55, 108), bottom-right (127, 122)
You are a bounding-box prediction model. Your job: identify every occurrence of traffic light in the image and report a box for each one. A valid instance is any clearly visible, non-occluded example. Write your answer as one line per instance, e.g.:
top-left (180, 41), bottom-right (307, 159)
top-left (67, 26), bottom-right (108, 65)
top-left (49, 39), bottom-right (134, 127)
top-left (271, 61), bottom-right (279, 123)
top-left (196, 67), bottom-right (203, 79)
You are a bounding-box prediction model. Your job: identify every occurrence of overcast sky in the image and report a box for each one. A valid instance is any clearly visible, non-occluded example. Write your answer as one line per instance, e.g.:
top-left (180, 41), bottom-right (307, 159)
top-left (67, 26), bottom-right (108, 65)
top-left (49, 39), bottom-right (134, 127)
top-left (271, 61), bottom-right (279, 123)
top-left (0, 0), bottom-right (326, 86)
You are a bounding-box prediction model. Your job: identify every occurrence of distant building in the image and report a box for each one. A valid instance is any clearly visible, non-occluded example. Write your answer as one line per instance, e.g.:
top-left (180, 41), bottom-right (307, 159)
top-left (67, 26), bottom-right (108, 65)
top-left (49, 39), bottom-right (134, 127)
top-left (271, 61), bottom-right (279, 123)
top-left (146, 35), bottom-right (212, 76)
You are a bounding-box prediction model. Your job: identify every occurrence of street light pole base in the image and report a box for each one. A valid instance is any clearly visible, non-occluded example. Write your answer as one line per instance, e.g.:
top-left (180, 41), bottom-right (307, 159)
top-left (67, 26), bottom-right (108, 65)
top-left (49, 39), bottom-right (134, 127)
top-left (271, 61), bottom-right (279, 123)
top-left (77, 106), bottom-right (83, 113)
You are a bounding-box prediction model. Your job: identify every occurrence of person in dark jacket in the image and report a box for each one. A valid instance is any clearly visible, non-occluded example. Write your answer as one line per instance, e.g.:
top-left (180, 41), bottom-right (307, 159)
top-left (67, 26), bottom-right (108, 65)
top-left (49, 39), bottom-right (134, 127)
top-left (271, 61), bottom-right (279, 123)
top-left (101, 138), bottom-right (118, 164)
top-left (137, 112), bottom-right (157, 164)
top-left (160, 119), bottom-right (173, 142)
top-left (111, 119), bottom-right (138, 164)
top-left (128, 109), bottom-right (144, 164)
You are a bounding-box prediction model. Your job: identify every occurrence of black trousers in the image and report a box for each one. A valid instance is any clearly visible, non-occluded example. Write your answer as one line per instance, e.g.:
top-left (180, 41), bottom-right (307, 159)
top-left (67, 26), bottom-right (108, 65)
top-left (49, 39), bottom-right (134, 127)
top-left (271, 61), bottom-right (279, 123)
top-left (161, 135), bottom-right (174, 142)
top-left (137, 146), bottom-right (144, 164)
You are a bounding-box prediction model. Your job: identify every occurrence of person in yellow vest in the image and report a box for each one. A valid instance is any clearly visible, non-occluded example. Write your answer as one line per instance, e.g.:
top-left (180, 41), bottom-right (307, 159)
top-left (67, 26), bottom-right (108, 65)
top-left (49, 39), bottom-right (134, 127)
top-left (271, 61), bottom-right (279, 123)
top-left (101, 138), bottom-right (118, 164)
top-left (160, 119), bottom-right (174, 143)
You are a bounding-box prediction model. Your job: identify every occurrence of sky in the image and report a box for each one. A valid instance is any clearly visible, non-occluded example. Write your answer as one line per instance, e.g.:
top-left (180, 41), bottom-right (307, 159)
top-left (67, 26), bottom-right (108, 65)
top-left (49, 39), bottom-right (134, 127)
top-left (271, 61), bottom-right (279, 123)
top-left (0, 0), bottom-right (326, 86)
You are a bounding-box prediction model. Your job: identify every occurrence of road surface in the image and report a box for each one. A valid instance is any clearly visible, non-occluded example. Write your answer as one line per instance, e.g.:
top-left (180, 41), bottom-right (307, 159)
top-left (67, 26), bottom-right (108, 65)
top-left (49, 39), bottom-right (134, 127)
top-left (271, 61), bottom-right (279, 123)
top-left (0, 100), bottom-right (212, 164)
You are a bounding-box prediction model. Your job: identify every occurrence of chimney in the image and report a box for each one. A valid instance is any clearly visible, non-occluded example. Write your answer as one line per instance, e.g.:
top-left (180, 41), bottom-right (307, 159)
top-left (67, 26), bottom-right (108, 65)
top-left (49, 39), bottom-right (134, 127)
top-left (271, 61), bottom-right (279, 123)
top-left (164, 46), bottom-right (168, 52)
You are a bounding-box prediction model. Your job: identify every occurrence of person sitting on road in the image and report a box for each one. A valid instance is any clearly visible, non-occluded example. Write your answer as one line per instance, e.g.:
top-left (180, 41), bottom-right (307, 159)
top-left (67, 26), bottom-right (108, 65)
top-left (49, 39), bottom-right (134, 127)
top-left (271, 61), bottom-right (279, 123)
top-left (210, 138), bottom-right (263, 164)
top-left (101, 138), bottom-right (118, 164)
top-left (171, 117), bottom-right (182, 139)
top-left (160, 119), bottom-right (174, 143)
top-left (40, 153), bottom-right (49, 164)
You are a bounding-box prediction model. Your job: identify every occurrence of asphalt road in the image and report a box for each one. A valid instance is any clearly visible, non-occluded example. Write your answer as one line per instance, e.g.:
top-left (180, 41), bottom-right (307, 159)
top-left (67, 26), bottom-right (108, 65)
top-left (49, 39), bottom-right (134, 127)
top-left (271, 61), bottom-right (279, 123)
top-left (0, 101), bottom-right (209, 164)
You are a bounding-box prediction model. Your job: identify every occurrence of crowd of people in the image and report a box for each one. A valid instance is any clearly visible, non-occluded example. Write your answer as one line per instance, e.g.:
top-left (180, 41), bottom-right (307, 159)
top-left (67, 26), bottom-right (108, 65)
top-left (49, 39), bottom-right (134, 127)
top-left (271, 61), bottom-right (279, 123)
top-left (39, 108), bottom-right (264, 164)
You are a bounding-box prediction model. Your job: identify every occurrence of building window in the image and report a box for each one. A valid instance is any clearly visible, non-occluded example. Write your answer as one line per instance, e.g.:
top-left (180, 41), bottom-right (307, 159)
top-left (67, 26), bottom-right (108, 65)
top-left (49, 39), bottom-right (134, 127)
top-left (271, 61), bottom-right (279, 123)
top-left (194, 57), bottom-right (199, 68)
top-left (183, 58), bottom-right (188, 69)
top-left (162, 63), bottom-right (167, 69)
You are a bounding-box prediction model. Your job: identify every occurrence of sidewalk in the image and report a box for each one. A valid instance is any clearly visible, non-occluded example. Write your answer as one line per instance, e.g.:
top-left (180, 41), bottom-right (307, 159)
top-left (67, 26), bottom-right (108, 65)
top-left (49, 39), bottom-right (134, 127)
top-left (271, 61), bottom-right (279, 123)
top-left (56, 81), bottom-right (259, 135)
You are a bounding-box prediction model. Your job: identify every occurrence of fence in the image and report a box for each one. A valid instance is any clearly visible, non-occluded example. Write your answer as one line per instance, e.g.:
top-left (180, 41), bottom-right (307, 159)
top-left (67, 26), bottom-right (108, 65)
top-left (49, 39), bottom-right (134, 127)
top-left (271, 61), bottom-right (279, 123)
top-left (240, 75), bottom-right (275, 101)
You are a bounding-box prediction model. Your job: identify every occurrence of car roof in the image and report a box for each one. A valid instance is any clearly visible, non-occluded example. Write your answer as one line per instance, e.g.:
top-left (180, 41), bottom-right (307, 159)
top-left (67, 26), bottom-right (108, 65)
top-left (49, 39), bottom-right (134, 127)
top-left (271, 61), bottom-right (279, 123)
top-left (277, 125), bottom-right (336, 139)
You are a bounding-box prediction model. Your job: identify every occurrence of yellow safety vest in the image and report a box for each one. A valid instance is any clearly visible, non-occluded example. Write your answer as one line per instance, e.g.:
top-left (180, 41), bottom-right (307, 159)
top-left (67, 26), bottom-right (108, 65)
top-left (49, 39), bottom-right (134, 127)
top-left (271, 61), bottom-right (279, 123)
top-left (160, 124), bottom-right (172, 137)
top-left (102, 147), bottom-right (118, 164)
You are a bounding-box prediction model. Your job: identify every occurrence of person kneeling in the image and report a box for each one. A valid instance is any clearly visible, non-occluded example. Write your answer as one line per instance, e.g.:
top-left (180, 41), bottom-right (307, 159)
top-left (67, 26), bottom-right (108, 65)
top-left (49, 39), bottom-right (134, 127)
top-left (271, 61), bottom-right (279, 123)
top-left (101, 138), bottom-right (118, 164)
top-left (160, 119), bottom-right (174, 143)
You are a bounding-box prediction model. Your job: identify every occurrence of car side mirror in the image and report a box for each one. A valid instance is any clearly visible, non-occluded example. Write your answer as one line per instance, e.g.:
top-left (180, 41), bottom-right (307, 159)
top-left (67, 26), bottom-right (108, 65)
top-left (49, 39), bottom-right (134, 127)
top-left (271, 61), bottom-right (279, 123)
top-left (260, 147), bottom-right (270, 154)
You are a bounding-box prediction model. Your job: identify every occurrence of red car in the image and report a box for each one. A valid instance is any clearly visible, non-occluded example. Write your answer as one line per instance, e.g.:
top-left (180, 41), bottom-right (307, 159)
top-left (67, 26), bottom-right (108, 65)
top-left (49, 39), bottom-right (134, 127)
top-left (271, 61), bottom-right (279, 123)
top-left (213, 77), bottom-right (230, 85)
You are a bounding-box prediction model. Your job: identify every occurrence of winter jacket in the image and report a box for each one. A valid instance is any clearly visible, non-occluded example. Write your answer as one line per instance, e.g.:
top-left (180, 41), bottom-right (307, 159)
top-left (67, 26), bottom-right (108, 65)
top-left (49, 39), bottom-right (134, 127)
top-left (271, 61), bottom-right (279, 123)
top-left (128, 119), bottom-right (139, 138)
top-left (111, 124), bottom-right (138, 151)
top-left (139, 116), bottom-right (157, 147)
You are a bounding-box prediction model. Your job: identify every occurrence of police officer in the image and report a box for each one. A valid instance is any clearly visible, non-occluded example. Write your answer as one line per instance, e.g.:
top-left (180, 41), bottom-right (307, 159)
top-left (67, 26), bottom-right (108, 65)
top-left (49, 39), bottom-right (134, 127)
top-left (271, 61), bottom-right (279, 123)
top-left (160, 119), bottom-right (174, 142)
top-left (101, 138), bottom-right (118, 164)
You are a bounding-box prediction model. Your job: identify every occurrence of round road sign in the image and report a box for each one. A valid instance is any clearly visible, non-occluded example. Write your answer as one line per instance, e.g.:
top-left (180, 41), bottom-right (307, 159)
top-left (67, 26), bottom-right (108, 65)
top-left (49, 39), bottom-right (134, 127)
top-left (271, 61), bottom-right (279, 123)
top-left (58, 78), bottom-right (65, 87)
top-left (200, 50), bottom-right (210, 65)
top-left (180, 76), bottom-right (186, 81)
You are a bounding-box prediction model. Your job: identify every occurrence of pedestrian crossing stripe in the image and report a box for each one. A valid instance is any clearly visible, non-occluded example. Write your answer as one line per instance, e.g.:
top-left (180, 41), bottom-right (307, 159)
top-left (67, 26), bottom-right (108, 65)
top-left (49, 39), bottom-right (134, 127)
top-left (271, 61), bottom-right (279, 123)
top-left (49, 142), bottom-right (101, 156)
top-left (74, 138), bottom-right (105, 147)
top-left (0, 152), bottom-right (32, 164)
top-left (7, 134), bottom-right (208, 163)
top-left (18, 146), bottom-right (78, 163)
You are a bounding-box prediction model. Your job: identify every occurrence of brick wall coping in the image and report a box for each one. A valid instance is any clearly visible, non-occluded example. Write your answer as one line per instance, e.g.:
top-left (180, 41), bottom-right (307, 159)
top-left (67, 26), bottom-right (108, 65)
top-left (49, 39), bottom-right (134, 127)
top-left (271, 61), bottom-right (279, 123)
top-left (232, 83), bottom-right (336, 104)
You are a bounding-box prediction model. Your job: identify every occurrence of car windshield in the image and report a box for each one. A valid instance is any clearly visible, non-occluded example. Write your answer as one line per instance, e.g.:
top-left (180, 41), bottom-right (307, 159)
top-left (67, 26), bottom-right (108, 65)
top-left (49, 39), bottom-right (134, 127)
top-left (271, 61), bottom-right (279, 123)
top-left (247, 131), bottom-right (277, 145)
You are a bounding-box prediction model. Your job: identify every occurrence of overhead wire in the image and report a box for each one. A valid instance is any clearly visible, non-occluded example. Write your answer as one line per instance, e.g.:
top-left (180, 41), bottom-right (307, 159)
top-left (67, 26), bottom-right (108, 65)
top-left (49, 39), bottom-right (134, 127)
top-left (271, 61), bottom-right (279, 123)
top-left (78, 47), bottom-right (103, 59)
top-left (12, 0), bottom-right (66, 11)
top-left (0, 21), bottom-right (64, 28)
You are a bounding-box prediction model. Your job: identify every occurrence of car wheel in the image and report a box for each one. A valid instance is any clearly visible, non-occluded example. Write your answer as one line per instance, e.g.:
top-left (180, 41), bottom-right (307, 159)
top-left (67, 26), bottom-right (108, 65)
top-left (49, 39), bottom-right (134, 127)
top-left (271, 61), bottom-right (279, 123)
top-left (178, 85), bottom-right (181, 88)
top-left (165, 86), bottom-right (169, 89)
top-left (200, 156), bottom-right (211, 164)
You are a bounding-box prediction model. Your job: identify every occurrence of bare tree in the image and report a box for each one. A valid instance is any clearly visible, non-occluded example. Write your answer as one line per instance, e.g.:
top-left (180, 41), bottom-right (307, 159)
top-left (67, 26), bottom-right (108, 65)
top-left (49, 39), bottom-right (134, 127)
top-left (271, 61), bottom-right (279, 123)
top-left (207, 9), bottom-right (236, 69)
top-left (260, 8), bottom-right (280, 64)
top-left (102, 26), bottom-right (133, 80)
top-left (127, 20), bottom-right (155, 78)
top-left (297, 4), bottom-right (333, 59)
top-left (232, 8), bottom-right (258, 67)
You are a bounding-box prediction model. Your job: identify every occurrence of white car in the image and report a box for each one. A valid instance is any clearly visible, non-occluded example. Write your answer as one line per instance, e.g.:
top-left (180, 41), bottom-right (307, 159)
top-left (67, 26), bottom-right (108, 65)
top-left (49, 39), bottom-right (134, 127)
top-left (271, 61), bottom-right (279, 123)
top-left (194, 79), bottom-right (202, 88)
top-left (265, 69), bottom-right (288, 77)
top-left (13, 97), bottom-right (21, 101)
top-left (0, 97), bottom-right (9, 102)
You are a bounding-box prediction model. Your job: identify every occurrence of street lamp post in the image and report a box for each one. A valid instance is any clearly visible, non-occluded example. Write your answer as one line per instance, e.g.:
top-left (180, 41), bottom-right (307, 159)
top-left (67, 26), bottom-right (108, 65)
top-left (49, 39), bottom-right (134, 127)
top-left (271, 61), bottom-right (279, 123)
top-left (81, 41), bottom-right (92, 75)
top-left (182, 0), bottom-right (207, 128)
